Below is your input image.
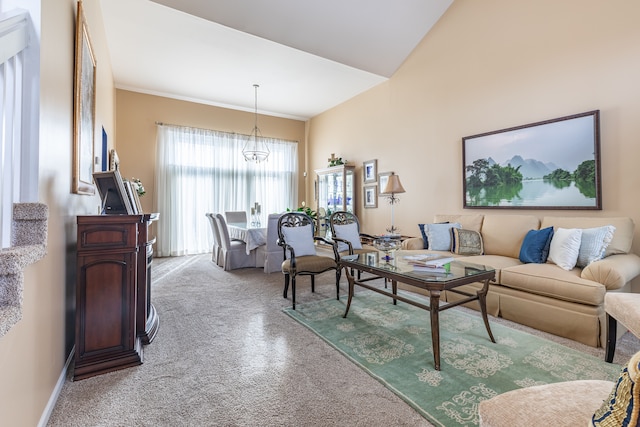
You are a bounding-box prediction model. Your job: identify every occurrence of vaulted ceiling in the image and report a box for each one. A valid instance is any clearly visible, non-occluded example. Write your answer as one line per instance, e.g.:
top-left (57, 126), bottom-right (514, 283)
top-left (100, 0), bottom-right (453, 120)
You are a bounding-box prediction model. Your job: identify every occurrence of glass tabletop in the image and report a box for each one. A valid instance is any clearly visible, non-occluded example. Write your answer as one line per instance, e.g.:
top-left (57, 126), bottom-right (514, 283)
top-left (339, 251), bottom-right (494, 284)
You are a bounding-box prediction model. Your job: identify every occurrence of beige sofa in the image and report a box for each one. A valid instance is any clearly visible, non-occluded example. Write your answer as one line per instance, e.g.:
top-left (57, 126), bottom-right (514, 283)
top-left (401, 214), bottom-right (640, 347)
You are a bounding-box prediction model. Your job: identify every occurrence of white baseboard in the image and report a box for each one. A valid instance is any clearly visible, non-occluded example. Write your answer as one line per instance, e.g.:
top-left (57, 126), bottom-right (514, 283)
top-left (38, 347), bottom-right (74, 427)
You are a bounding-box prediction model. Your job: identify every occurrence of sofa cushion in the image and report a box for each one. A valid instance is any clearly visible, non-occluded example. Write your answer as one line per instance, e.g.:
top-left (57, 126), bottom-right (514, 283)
top-left (457, 255), bottom-right (523, 284)
top-left (500, 263), bottom-right (606, 306)
top-left (541, 217), bottom-right (634, 256)
top-left (577, 225), bottom-right (615, 268)
top-left (450, 228), bottom-right (483, 255)
top-left (434, 214), bottom-right (484, 233)
top-left (519, 226), bottom-right (554, 264)
top-left (549, 228), bottom-right (583, 271)
top-left (424, 222), bottom-right (461, 251)
top-left (481, 215), bottom-right (540, 258)
top-left (418, 221), bottom-right (448, 249)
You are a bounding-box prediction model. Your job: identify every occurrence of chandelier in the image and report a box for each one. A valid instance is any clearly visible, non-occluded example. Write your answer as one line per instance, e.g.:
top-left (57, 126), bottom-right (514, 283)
top-left (242, 84), bottom-right (270, 163)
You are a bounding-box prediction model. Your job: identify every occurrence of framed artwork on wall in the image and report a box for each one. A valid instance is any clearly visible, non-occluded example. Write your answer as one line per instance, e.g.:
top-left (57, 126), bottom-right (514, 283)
top-left (72, 1), bottom-right (97, 195)
top-left (363, 159), bottom-right (377, 183)
top-left (463, 110), bottom-right (601, 209)
top-left (364, 185), bottom-right (378, 208)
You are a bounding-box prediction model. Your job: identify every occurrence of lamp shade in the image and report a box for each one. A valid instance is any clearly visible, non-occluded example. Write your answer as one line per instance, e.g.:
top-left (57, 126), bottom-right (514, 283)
top-left (382, 173), bottom-right (406, 194)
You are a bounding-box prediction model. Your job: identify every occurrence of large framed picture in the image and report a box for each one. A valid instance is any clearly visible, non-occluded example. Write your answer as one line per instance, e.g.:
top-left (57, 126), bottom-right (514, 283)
top-left (72, 1), bottom-right (97, 195)
top-left (463, 110), bottom-right (601, 209)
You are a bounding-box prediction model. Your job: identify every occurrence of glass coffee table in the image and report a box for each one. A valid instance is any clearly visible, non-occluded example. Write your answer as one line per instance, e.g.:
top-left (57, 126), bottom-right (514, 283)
top-left (340, 251), bottom-right (496, 370)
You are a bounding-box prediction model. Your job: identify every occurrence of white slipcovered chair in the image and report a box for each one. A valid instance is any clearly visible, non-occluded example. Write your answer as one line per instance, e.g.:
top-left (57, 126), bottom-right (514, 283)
top-left (205, 213), bottom-right (221, 266)
top-left (225, 211), bottom-right (247, 224)
top-left (255, 213), bottom-right (284, 273)
top-left (214, 213), bottom-right (256, 270)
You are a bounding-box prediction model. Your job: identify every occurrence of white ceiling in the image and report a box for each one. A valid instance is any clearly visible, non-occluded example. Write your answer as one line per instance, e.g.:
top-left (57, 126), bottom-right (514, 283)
top-left (100, 0), bottom-right (453, 120)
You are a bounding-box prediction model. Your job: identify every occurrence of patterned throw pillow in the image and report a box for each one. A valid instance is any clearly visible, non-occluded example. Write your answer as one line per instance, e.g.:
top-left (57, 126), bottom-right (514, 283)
top-left (577, 225), bottom-right (616, 268)
top-left (519, 226), bottom-right (554, 264)
top-left (450, 228), bottom-right (483, 255)
top-left (591, 350), bottom-right (640, 426)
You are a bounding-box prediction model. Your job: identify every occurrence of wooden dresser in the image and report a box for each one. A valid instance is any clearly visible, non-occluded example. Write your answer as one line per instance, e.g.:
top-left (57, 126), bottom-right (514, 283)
top-left (74, 213), bottom-right (159, 380)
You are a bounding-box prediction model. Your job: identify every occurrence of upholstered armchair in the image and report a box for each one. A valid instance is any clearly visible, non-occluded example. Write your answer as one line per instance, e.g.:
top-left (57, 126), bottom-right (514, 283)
top-left (329, 211), bottom-right (377, 279)
top-left (277, 212), bottom-right (341, 309)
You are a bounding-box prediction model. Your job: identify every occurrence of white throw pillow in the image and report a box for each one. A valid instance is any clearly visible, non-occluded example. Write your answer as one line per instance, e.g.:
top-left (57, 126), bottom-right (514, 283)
top-left (333, 223), bottom-right (363, 253)
top-left (577, 225), bottom-right (615, 268)
top-left (425, 222), bottom-right (461, 251)
top-left (548, 228), bottom-right (583, 270)
top-left (281, 224), bottom-right (316, 259)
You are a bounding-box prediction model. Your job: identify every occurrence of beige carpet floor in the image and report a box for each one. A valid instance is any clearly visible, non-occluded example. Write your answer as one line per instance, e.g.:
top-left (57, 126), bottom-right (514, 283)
top-left (46, 254), bottom-right (639, 426)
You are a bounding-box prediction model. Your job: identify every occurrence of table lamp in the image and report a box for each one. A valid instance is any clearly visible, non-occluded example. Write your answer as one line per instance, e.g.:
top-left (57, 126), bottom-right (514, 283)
top-left (381, 172), bottom-right (406, 235)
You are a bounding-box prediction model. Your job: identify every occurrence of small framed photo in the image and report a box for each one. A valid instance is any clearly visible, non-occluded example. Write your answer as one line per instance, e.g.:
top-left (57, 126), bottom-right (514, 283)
top-left (363, 159), bottom-right (377, 183)
top-left (364, 185), bottom-right (378, 208)
top-left (378, 171), bottom-right (392, 195)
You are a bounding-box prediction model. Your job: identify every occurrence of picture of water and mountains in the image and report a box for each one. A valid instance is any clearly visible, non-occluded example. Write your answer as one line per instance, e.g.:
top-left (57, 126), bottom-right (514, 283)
top-left (464, 113), bottom-right (599, 208)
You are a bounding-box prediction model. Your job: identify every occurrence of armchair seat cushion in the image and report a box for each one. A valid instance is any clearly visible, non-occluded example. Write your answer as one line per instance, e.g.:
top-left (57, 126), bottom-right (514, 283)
top-left (281, 255), bottom-right (337, 274)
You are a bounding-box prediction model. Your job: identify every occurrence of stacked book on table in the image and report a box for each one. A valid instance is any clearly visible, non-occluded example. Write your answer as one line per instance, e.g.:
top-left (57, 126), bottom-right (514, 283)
top-left (403, 255), bottom-right (455, 273)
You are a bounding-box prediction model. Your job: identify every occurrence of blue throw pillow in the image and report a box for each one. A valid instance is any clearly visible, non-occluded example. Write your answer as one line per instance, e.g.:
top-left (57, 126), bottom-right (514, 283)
top-left (519, 226), bottom-right (554, 263)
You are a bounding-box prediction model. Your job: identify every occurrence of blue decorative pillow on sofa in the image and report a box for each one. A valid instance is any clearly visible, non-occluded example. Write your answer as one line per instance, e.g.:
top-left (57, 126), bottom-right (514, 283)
top-left (519, 226), bottom-right (554, 263)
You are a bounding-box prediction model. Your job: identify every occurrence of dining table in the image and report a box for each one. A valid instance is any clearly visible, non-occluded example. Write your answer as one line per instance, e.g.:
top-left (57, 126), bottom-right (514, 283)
top-left (227, 222), bottom-right (268, 254)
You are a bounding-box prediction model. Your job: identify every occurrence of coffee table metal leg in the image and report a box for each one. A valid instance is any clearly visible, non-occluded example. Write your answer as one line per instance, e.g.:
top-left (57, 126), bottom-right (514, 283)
top-left (343, 265), bottom-right (355, 318)
top-left (430, 290), bottom-right (441, 370)
top-left (478, 278), bottom-right (496, 343)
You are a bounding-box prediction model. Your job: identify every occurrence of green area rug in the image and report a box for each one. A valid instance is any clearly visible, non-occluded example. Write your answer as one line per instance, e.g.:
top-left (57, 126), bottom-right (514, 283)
top-left (284, 291), bottom-right (621, 427)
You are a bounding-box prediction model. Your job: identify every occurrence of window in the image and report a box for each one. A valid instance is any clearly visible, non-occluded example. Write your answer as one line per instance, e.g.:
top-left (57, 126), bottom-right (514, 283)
top-left (155, 124), bottom-right (298, 257)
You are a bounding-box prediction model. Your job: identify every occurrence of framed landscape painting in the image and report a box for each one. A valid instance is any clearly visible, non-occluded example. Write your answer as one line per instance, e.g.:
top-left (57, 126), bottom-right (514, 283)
top-left (462, 110), bottom-right (601, 210)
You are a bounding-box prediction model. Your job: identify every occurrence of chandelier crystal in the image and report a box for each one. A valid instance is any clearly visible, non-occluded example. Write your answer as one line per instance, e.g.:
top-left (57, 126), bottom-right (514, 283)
top-left (242, 84), bottom-right (270, 163)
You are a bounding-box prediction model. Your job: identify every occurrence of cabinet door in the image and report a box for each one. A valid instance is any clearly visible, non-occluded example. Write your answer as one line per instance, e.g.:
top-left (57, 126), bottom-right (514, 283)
top-left (75, 252), bottom-right (138, 363)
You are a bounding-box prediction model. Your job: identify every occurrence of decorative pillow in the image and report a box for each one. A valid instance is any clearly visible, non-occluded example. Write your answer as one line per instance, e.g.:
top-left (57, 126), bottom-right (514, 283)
top-left (577, 225), bottom-right (616, 268)
top-left (591, 350), bottom-right (640, 426)
top-left (450, 228), bottom-right (483, 255)
top-left (519, 226), bottom-right (554, 264)
top-left (418, 222), bottom-right (448, 249)
top-left (281, 224), bottom-right (316, 259)
top-left (548, 228), bottom-right (583, 270)
top-left (424, 222), bottom-right (461, 251)
top-left (333, 223), bottom-right (363, 253)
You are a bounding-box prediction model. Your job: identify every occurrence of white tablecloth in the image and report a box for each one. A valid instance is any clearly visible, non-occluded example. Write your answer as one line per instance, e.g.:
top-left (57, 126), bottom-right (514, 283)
top-left (227, 222), bottom-right (267, 254)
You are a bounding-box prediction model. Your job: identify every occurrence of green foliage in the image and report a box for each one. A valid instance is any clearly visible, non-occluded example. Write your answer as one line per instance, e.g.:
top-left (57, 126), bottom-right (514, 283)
top-left (544, 168), bottom-right (572, 181)
top-left (465, 159), bottom-right (522, 188)
top-left (287, 206), bottom-right (317, 220)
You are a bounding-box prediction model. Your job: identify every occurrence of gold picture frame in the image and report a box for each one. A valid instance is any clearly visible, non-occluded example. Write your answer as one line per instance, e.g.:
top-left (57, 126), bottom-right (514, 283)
top-left (72, 1), bottom-right (96, 195)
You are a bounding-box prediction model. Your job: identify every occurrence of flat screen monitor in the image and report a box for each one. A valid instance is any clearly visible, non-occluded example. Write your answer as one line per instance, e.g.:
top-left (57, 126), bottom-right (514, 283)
top-left (92, 170), bottom-right (134, 215)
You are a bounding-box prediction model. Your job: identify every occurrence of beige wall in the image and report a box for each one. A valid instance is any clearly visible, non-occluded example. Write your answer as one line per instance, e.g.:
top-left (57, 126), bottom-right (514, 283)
top-left (308, 0), bottom-right (640, 261)
top-left (0, 0), bottom-right (115, 425)
top-left (114, 90), bottom-right (307, 213)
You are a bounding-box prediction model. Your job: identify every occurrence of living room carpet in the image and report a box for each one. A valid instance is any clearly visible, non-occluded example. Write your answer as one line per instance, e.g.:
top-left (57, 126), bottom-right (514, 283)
top-left (284, 290), bottom-right (622, 427)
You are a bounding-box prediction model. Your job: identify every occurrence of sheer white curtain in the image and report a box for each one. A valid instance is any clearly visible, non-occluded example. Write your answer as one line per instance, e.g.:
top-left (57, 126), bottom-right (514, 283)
top-left (155, 124), bottom-right (298, 257)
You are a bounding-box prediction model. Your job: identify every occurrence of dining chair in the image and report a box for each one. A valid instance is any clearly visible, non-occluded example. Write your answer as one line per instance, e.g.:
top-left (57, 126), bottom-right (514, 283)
top-left (214, 213), bottom-right (256, 270)
top-left (277, 212), bottom-right (341, 309)
top-left (255, 213), bottom-right (284, 273)
top-left (205, 213), bottom-right (221, 266)
top-left (225, 211), bottom-right (247, 224)
top-left (329, 211), bottom-right (377, 280)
